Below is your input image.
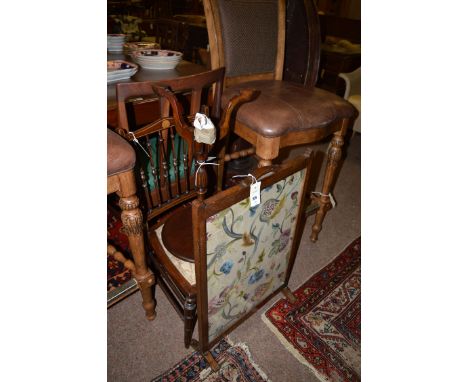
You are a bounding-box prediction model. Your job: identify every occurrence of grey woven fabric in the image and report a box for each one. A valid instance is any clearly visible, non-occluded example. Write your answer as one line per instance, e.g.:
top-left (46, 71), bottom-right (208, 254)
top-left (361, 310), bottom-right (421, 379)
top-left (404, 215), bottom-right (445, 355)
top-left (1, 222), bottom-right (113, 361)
top-left (218, 0), bottom-right (278, 77)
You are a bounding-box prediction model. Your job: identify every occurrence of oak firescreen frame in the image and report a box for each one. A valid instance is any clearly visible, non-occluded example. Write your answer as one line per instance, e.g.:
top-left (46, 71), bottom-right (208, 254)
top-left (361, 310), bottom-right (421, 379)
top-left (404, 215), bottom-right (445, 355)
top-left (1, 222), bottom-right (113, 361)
top-left (192, 153), bottom-right (313, 353)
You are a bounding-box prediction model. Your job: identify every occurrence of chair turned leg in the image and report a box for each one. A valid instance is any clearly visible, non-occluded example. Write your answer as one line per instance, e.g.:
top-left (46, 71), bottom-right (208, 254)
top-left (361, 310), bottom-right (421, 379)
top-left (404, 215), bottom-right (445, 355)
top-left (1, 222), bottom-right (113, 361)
top-left (183, 296), bottom-right (197, 348)
top-left (254, 135), bottom-right (279, 168)
top-left (257, 158), bottom-right (272, 167)
top-left (134, 271), bottom-right (157, 321)
top-left (118, 174), bottom-right (157, 321)
top-left (311, 119), bottom-right (350, 242)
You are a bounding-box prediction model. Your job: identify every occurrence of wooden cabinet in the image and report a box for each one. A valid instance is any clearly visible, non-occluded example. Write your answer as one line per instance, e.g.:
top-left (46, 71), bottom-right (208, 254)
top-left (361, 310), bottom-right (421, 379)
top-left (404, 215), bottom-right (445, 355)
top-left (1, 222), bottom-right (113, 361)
top-left (318, 47), bottom-right (360, 95)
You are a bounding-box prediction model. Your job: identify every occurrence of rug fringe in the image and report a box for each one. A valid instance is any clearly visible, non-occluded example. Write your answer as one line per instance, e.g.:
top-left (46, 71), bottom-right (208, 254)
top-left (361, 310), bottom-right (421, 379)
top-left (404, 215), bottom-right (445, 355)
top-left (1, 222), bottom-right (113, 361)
top-left (199, 366), bottom-right (212, 380)
top-left (231, 340), bottom-right (273, 382)
top-left (200, 337), bottom-right (272, 382)
top-left (261, 313), bottom-right (330, 382)
top-left (225, 335), bottom-right (235, 347)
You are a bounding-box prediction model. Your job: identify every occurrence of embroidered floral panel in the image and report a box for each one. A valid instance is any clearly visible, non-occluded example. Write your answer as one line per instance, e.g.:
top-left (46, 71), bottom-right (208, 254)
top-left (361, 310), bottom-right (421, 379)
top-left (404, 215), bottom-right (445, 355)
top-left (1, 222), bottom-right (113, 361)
top-left (205, 168), bottom-right (306, 341)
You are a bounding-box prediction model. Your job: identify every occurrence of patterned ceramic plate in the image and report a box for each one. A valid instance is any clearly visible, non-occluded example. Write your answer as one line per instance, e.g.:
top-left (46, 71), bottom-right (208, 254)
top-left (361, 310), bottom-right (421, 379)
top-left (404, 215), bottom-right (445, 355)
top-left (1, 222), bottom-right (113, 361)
top-left (107, 60), bottom-right (138, 82)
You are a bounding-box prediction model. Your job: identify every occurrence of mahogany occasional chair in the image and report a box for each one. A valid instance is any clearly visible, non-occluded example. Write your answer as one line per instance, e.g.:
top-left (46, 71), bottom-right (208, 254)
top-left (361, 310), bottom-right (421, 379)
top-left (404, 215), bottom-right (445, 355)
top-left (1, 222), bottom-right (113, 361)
top-left (114, 68), bottom-right (256, 209)
top-left (203, 0), bottom-right (357, 241)
top-left (113, 68), bottom-right (256, 329)
top-left (150, 152), bottom-right (314, 370)
top-left (107, 128), bottom-right (156, 320)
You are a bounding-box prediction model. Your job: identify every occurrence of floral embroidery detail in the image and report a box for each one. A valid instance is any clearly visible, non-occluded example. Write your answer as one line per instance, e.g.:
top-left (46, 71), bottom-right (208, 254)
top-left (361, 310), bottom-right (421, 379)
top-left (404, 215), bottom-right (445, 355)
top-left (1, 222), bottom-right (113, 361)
top-left (259, 199), bottom-right (280, 222)
top-left (205, 168), bottom-right (305, 341)
top-left (208, 286), bottom-right (231, 315)
top-left (220, 260), bottom-right (234, 275)
top-left (249, 205), bottom-right (259, 217)
top-left (248, 269), bottom-right (265, 285)
top-left (214, 243), bottom-right (227, 257)
top-left (268, 239), bottom-right (280, 258)
top-left (250, 279), bottom-right (273, 302)
top-left (242, 232), bottom-right (254, 246)
top-left (279, 228), bottom-right (291, 252)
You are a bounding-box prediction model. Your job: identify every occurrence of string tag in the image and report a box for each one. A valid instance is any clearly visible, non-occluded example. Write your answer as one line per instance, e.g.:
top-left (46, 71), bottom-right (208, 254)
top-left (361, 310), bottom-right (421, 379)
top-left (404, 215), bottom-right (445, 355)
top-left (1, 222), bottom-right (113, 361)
top-left (232, 173), bottom-right (261, 207)
top-left (311, 191), bottom-right (336, 208)
top-left (128, 132), bottom-right (150, 157)
top-left (195, 157), bottom-right (219, 187)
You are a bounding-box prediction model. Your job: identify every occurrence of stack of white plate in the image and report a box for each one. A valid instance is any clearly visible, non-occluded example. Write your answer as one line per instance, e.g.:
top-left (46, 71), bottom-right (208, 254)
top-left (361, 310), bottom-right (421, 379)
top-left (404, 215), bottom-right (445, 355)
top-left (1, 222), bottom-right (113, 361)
top-left (123, 41), bottom-right (160, 54)
top-left (107, 34), bottom-right (126, 52)
top-left (132, 49), bottom-right (183, 70)
top-left (107, 60), bottom-right (138, 83)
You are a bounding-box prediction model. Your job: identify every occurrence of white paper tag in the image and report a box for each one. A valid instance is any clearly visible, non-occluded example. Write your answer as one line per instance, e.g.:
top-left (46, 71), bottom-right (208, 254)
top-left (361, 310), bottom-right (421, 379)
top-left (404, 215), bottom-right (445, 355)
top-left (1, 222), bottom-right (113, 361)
top-left (250, 181), bottom-right (261, 207)
top-left (329, 192), bottom-right (336, 208)
top-left (193, 112), bottom-right (216, 144)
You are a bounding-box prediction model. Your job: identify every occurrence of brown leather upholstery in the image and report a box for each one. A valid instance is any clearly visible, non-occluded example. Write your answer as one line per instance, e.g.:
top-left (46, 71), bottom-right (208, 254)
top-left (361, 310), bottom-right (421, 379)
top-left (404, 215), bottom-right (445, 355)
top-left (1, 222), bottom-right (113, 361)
top-left (107, 129), bottom-right (136, 176)
top-left (222, 80), bottom-right (356, 138)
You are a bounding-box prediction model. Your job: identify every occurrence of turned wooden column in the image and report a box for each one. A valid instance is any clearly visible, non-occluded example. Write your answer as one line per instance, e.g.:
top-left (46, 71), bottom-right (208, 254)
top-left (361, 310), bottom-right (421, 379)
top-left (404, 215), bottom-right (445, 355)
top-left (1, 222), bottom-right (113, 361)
top-left (195, 144), bottom-right (209, 201)
top-left (255, 135), bottom-right (280, 168)
top-left (311, 118), bottom-right (350, 242)
top-left (183, 295), bottom-right (197, 348)
top-left (116, 170), bottom-right (156, 320)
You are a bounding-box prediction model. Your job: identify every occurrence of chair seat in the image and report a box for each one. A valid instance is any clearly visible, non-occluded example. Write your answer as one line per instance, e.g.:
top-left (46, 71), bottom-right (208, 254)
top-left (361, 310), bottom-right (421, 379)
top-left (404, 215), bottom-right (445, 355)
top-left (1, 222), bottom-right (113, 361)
top-left (154, 224), bottom-right (196, 285)
top-left (222, 80), bottom-right (356, 138)
top-left (161, 205), bottom-right (194, 262)
top-left (107, 129), bottom-right (136, 176)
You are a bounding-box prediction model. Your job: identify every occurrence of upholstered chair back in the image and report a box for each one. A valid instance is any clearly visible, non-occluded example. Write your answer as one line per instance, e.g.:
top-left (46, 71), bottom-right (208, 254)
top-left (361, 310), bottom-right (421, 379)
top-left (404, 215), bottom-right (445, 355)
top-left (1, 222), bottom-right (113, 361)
top-left (204, 0), bottom-right (286, 85)
top-left (218, 0), bottom-right (279, 77)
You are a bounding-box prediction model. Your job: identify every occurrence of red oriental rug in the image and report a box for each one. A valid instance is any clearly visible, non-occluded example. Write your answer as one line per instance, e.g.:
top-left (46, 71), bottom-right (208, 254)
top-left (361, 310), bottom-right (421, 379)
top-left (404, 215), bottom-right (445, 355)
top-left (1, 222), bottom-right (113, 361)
top-left (263, 237), bottom-right (361, 382)
top-left (107, 209), bottom-right (132, 293)
top-left (151, 338), bottom-right (271, 382)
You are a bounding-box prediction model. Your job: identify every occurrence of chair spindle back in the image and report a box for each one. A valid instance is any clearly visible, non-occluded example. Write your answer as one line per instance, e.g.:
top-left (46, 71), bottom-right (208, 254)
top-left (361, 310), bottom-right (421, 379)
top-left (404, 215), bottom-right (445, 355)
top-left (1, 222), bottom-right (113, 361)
top-left (115, 68), bottom-right (226, 223)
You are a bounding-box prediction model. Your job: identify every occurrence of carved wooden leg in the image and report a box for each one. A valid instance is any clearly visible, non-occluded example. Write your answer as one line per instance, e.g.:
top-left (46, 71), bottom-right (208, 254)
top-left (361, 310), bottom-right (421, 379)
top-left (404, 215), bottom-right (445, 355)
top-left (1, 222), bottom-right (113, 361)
top-left (183, 295), bottom-right (197, 348)
top-left (118, 171), bottom-right (157, 321)
top-left (311, 118), bottom-right (350, 242)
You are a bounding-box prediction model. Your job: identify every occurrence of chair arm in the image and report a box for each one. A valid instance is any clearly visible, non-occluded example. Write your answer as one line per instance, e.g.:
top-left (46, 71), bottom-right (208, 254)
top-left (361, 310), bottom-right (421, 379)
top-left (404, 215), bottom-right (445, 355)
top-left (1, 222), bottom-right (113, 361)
top-left (152, 85), bottom-right (195, 143)
top-left (218, 89), bottom-right (259, 141)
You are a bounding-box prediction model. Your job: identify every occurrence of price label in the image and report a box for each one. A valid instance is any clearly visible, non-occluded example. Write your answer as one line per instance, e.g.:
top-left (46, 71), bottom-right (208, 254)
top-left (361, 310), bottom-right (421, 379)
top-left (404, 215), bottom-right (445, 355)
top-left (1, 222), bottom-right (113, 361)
top-left (250, 181), bottom-right (261, 207)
